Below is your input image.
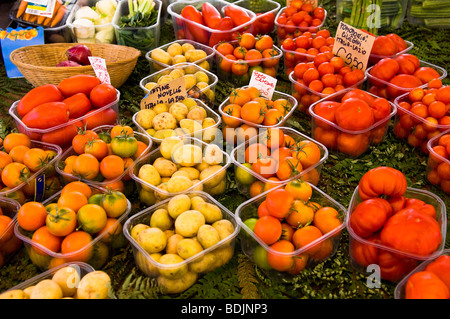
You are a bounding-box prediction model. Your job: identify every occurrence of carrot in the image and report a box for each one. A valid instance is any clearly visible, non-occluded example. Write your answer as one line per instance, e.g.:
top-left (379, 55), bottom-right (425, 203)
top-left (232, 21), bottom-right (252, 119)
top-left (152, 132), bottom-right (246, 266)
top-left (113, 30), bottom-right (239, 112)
top-left (39, 0), bottom-right (61, 26)
top-left (50, 3), bottom-right (66, 27)
top-left (16, 0), bottom-right (28, 18)
top-left (37, 14), bottom-right (46, 25)
top-left (22, 12), bottom-right (31, 21)
top-left (28, 14), bottom-right (38, 23)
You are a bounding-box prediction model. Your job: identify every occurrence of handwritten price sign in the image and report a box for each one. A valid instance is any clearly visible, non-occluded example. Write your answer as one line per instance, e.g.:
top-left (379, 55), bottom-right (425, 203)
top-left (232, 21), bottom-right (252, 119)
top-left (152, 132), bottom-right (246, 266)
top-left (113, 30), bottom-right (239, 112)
top-left (88, 56), bottom-right (111, 84)
top-left (332, 21), bottom-right (375, 72)
top-left (248, 70), bottom-right (277, 100)
top-left (140, 76), bottom-right (186, 110)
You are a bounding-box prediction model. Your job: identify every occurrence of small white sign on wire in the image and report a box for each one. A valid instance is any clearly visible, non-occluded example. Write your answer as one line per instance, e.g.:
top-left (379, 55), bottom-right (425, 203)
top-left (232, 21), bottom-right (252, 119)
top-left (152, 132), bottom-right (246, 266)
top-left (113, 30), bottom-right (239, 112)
top-left (88, 56), bottom-right (111, 84)
top-left (248, 70), bottom-right (277, 100)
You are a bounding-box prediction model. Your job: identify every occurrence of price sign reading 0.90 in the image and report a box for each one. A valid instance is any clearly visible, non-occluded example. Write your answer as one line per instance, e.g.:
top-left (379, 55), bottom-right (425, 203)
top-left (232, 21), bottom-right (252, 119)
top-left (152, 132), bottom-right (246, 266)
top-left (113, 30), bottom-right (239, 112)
top-left (332, 21), bottom-right (376, 72)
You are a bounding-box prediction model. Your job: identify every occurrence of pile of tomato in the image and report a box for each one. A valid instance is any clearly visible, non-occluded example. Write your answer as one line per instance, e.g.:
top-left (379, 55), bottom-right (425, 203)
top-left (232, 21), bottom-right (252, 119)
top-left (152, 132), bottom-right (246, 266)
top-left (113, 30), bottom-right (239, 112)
top-left (220, 86), bottom-right (294, 130)
top-left (290, 51), bottom-right (366, 112)
top-left (214, 33), bottom-right (280, 82)
top-left (14, 75), bottom-right (119, 148)
top-left (394, 81), bottom-right (450, 153)
top-left (367, 53), bottom-right (443, 101)
top-left (0, 200), bottom-right (22, 268)
top-left (235, 127), bottom-right (323, 199)
top-left (427, 130), bottom-right (450, 194)
top-left (243, 181), bottom-right (343, 274)
top-left (310, 88), bottom-right (393, 157)
top-left (0, 132), bottom-right (61, 204)
top-left (281, 29), bottom-right (334, 76)
top-left (179, 2), bottom-right (254, 47)
top-left (349, 167), bottom-right (444, 282)
top-left (275, 0), bottom-right (326, 43)
top-left (59, 124), bottom-right (149, 192)
top-left (369, 33), bottom-right (411, 65)
top-left (15, 181), bottom-right (129, 269)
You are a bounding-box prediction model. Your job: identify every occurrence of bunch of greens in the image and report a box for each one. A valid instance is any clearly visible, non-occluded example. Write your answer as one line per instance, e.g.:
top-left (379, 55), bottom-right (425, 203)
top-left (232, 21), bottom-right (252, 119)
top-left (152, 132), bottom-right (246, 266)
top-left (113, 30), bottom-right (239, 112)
top-left (118, 0), bottom-right (158, 28)
top-left (116, 0), bottom-right (159, 51)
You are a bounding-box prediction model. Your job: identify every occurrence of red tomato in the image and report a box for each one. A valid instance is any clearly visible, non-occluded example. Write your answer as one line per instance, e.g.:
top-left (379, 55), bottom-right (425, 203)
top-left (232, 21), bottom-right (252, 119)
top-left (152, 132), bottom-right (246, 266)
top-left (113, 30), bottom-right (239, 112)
top-left (224, 5), bottom-right (251, 26)
top-left (350, 234), bottom-right (380, 267)
top-left (370, 98), bottom-right (391, 122)
top-left (89, 83), bottom-right (117, 109)
top-left (378, 249), bottom-right (418, 282)
top-left (82, 108), bottom-right (118, 130)
top-left (335, 98), bottom-right (375, 131)
top-left (16, 84), bottom-right (63, 117)
top-left (349, 198), bottom-right (391, 238)
top-left (380, 208), bottom-right (442, 256)
top-left (57, 74), bottom-right (101, 98)
top-left (63, 93), bottom-right (91, 119)
top-left (41, 120), bottom-right (83, 148)
top-left (201, 2), bottom-right (221, 28)
top-left (21, 102), bottom-right (69, 129)
top-left (425, 255), bottom-right (450, 290)
top-left (180, 5), bottom-right (209, 45)
top-left (358, 166), bottom-right (407, 201)
top-left (265, 188), bottom-right (294, 219)
top-left (254, 215), bottom-right (282, 245)
top-left (406, 271), bottom-right (450, 299)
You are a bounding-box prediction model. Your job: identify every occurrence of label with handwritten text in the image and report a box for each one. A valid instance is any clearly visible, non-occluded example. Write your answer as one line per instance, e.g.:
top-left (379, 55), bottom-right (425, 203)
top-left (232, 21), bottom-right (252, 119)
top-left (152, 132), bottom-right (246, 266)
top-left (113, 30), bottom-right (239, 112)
top-left (88, 56), bottom-right (111, 84)
top-left (248, 70), bottom-right (277, 100)
top-left (140, 77), bottom-right (186, 110)
top-left (332, 21), bottom-right (375, 72)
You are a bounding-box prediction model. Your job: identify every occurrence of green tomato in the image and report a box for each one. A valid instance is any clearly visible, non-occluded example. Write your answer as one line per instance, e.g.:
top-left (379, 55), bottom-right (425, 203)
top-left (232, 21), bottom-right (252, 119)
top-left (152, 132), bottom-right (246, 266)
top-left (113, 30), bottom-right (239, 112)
top-left (253, 245), bottom-right (272, 270)
top-left (88, 193), bottom-right (104, 205)
top-left (248, 65), bottom-right (264, 76)
top-left (97, 131), bottom-right (111, 143)
top-left (243, 217), bottom-right (258, 238)
top-left (235, 163), bottom-right (255, 185)
top-left (111, 135), bottom-right (138, 158)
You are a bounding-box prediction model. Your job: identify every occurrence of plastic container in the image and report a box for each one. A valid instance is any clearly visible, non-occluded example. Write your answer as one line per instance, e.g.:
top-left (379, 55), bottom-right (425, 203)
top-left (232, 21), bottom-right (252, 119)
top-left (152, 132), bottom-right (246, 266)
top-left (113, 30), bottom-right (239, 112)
top-left (212, 40), bottom-right (283, 86)
top-left (426, 129), bottom-right (450, 195)
top-left (112, 0), bottom-right (162, 52)
top-left (9, 0), bottom-right (75, 44)
top-left (123, 191), bottom-right (240, 294)
top-left (394, 249), bottom-right (450, 299)
top-left (133, 98), bottom-right (221, 145)
top-left (130, 137), bottom-right (231, 200)
top-left (309, 88), bottom-right (397, 158)
top-left (392, 90), bottom-right (450, 154)
top-left (368, 40), bottom-right (414, 66)
top-left (336, 0), bottom-right (408, 30)
top-left (0, 140), bottom-right (63, 203)
top-left (55, 125), bottom-right (152, 188)
top-left (139, 62), bottom-right (218, 104)
top-left (275, 6), bottom-right (327, 45)
top-left (365, 60), bottom-right (448, 102)
top-left (145, 39), bottom-right (215, 74)
top-left (346, 186), bottom-right (447, 283)
top-left (227, 0), bottom-right (280, 35)
top-left (217, 85), bottom-right (298, 130)
top-left (66, 0), bottom-right (117, 44)
top-left (231, 127), bottom-right (328, 198)
top-left (0, 262), bottom-right (97, 297)
top-left (407, 0), bottom-right (450, 29)
top-left (0, 197), bottom-right (22, 267)
top-left (235, 182), bottom-right (346, 281)
top-left (9, 90), bottom-right (120, 149)
top-left (167, 0), bottom-right (257, 48)
top-left (289, 70), bottom-right (367, 113)
top-left (14, 185), bottom-right (132, 270)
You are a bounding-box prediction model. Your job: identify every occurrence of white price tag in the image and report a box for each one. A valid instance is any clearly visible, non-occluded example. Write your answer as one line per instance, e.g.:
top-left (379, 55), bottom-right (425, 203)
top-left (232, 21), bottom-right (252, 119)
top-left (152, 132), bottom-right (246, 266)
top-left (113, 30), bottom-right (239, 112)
top-left (88, 56), bottom-right (111, 85)
top-left (248, 70), bottom-right (277, 100)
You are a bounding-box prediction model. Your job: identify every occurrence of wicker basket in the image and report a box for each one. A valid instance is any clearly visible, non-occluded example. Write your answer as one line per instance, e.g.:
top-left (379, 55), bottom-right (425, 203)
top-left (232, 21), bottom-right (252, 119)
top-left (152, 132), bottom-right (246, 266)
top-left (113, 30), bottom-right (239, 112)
top-left (9, 43), bottom-right (141, 88)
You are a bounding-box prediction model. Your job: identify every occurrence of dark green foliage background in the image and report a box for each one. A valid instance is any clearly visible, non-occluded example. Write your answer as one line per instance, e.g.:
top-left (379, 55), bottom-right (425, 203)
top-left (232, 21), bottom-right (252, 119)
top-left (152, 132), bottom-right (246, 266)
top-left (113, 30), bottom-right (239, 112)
top-left (0, 0), bottom-right (449, 299)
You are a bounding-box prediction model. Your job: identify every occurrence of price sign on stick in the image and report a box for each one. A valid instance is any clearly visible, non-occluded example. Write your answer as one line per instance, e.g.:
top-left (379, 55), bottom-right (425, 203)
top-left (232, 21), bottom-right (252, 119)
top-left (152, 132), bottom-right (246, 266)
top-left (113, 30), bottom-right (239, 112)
top-left (89, 56), bottom-right (111, 84)
top-left (332, 21), bottom-right (376, 72)
top-left (248, 70), bottom-right (277, 100)
top-left (140, 77), bottom-right (186, 110)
